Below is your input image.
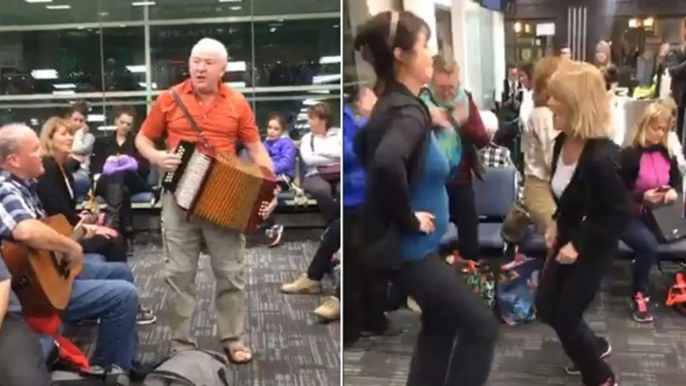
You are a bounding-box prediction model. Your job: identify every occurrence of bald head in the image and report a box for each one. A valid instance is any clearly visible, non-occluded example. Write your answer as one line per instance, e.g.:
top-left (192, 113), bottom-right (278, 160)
top-left (0, 123), bottom-right (44, 179)
top-left (0, 124), bottom-right (35, 163)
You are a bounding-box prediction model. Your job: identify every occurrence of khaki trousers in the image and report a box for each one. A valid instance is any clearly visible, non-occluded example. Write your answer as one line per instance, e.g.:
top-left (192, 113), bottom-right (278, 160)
top-left (161, 193), bottom-right (246, 351)
top-left (523, 176), bottom-right (557, 235)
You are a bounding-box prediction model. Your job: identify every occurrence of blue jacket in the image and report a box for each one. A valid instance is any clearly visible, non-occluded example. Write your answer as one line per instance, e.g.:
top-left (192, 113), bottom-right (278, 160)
top-left (343, 104), bottom-right (366, 208)
top-left (264, 136), bottom-right (297, 179)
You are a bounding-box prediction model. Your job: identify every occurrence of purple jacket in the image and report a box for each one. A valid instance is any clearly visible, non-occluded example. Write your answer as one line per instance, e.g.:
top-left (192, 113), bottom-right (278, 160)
top-left (264, 136), bottom-right (297, 178)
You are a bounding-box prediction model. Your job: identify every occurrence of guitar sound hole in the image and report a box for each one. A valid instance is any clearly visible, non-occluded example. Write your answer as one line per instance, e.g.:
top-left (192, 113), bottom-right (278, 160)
top-left (12, 275), bottom-right (30, 289)
top-left (50, 252), bottom-right (70, 278)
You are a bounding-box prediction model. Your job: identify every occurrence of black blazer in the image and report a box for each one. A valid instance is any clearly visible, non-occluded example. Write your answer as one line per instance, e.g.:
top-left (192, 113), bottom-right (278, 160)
top-left (36, 156), bottom-right (80, 226)
top-left (618, 145), bottom-right (681, 205)
top-left (354, 81), bottom-right (433, 270)
top-left (91, 132), bottom-right (150, 179)
top-left (551, 133), bottom-right (631, 260)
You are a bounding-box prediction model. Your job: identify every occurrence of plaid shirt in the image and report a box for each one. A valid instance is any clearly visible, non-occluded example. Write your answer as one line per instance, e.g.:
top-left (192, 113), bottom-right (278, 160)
top-left (0, 170), bottom-right (45, 313)
top-left (480, 143), bottom-right (524, 203)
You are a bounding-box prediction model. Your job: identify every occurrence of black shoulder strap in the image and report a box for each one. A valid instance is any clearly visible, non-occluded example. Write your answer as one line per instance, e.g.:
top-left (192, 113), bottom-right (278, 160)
top-left (395, 105), bottom-right (431, 190)
top-left (170, 89), bottom-right (215, 154)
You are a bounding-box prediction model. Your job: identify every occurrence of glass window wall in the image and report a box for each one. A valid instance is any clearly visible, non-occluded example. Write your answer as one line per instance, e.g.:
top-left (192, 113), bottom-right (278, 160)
top-left (0, 0), bottom-right (340, 138)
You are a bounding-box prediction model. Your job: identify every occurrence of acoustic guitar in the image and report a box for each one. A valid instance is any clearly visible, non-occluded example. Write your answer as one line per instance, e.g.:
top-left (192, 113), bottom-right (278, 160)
top-left (1, 214), bottom-right (86, 315)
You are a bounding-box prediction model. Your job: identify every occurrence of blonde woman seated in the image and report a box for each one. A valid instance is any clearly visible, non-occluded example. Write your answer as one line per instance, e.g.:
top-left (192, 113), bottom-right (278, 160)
top-left (36, 117), bottom-right (127, 263)
top-left (617, 101), bottom-right (682, 324)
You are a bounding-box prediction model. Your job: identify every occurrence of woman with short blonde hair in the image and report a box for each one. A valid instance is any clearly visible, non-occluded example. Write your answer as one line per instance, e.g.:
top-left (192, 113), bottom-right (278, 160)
top-left (36, 116), bottom-right (129, 263)
top-left (535, 62), bottom-right (629, 386)
top-left (39, 117), bottom-right (73, 156)
top-left (617, 100), bottom-right (681, 324)
top-left (547, 61), bottom-right (613, 139)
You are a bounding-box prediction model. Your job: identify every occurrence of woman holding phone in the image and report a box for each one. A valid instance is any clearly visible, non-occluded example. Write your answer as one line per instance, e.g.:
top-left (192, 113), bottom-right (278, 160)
top-left (617, 100), bottom-right (682, 324)
top-left (354, 10), bottom-right (497, 386)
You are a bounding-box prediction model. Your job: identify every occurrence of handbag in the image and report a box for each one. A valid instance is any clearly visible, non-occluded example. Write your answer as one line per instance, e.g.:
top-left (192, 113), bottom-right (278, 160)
top-left (309, 135), bottom-right (340, 182)
top-left (645, 197), bottom-right (686, 244)
top-left (501, 202), bottom-right (533, 244)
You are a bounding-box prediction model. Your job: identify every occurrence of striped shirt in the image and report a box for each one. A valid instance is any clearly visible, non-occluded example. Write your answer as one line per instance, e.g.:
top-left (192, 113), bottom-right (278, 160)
top-left (0, 170), bottom-right (45, 313)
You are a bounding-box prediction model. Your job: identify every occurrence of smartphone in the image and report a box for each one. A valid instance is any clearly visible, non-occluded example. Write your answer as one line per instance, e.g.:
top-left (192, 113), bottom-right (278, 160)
top-left (655, 186), bottom-right (671, 193)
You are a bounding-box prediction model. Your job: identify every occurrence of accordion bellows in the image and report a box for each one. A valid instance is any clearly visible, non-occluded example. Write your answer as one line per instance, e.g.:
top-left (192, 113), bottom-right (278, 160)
top-left (164, 141), bottom-right (277, 234)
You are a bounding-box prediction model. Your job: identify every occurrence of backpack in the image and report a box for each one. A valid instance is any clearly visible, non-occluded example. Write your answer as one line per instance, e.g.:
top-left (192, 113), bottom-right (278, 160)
top-left (143, 349), bottom-right (232, 386)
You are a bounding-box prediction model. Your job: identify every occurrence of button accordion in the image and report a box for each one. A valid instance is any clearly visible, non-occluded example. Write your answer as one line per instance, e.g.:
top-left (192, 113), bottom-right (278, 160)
top-left (162, 141), bottom-right (277, 234)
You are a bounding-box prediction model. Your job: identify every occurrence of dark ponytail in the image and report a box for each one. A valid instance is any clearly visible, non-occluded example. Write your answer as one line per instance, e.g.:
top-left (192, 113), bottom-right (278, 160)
top-left (353, 11), bottom-right (431, 96)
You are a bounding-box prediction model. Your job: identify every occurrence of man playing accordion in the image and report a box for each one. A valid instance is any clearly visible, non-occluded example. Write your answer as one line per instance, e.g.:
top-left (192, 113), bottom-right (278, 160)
top-left (135, 37), bottom-right (277, 364)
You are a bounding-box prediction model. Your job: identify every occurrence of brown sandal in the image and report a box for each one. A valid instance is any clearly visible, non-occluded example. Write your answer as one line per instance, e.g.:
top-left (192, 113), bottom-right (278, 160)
top-left (226, 342), bottom-right (253, 365)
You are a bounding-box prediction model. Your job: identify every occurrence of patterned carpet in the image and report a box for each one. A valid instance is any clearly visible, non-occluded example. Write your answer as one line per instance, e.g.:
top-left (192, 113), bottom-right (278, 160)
top-left (343, 262), bottom-right (686, 386)
top-left (69, 231), bottom-right (341, 386)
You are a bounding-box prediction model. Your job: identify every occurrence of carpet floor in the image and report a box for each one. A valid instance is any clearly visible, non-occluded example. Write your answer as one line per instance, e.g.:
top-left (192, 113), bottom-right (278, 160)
top-left (344, 262), bottom-right (686, 386)
top-left (68, 231), bottom-right (340, 386)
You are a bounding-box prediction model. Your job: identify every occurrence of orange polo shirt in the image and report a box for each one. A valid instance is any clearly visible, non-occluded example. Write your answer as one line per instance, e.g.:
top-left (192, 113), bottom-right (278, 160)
top-left (140, 79), bottom-right (260, 154)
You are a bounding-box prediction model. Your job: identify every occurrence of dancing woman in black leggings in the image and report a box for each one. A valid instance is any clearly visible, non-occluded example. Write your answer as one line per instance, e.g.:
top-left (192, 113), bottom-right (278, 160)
top-left (353, 11), bottom-right (497, 386)
top-left (535, 62), bottom-right (630, 386)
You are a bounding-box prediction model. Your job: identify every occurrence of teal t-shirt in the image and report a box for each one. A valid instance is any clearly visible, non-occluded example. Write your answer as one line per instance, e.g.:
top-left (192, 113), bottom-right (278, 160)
top-left (400, 133), bottom-right (451, 261)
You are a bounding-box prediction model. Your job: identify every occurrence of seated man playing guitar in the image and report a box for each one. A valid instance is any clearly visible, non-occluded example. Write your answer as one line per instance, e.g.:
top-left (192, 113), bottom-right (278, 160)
top-left (0, 123), bottom-right (149, 381)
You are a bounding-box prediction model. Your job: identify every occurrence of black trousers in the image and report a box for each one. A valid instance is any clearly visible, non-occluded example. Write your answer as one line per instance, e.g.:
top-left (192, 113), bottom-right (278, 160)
top-left (96, 170), bottom-right (149, 233)
top-left (535, 257), bottom-right (614, 385)
top-left (342, 208), bottom-right (391, 345)
top-left (306, 218), bottom-right (340, 281)
top-left (447, 182), bottom-right (480, 261)
top-left (302, 175), bottom-right (340, 224)
top-left (0, 313), bottom-right (52, 386)
top-left (80, 233), bottom-right (128, 262)
top-left (398, 253), bottom-right (497, 386)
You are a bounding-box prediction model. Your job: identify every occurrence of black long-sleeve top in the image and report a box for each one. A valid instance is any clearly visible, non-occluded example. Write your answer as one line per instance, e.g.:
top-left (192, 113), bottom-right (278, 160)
top-left (354, 81), bottom-right (433, 270)
top-left (90, 132), bottom-right (150, 179)
top-left (551, 133), bottom-right (631, 259)
top-left (36, 156), bottom-right (81, 226)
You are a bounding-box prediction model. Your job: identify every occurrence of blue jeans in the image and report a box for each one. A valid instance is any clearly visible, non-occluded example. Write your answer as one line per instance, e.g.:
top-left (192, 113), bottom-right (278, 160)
top-left (73, 170), bottom-right (91, 197)
top-left (62, 260), bottom-right (139, 370)
top-left (620, 216), bottom-right (659, 295)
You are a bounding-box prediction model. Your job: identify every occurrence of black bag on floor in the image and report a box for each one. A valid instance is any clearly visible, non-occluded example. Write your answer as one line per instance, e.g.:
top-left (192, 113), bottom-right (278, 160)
top-left (143, 349), bottom-right (232, 386)
top-left (51, 367), bottom-right (129, 385)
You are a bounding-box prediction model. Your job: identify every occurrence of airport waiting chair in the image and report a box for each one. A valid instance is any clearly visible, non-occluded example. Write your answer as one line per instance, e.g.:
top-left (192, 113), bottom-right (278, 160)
top-left (439, 167), bottom-right (519, 252)
top-left (130, 167), bottom-right (160, 207)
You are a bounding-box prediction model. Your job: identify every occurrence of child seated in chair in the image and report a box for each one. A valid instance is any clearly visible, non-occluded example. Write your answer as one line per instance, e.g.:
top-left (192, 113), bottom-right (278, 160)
top-left (262, 113), bottom-right (297, 247)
